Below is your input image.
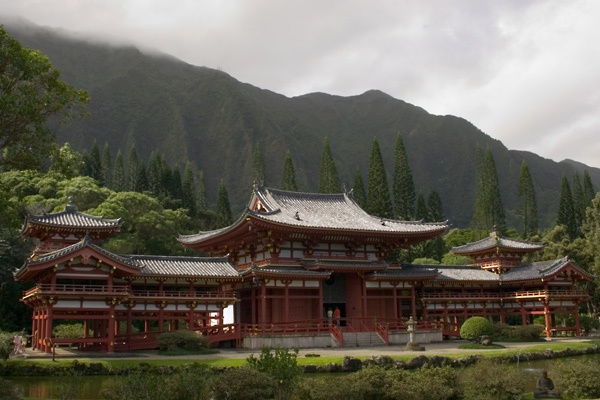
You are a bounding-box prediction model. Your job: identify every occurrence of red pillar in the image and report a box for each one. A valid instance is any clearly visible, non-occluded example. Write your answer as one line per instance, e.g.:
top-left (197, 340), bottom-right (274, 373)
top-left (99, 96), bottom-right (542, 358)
top-left (574, 302), bottom-right (581, 336)
top-left (392, 284), bottom-right (398, 320)
top-left (284, 283), bottom-right (290, 323)
top-left (45, 306), bottom-right (53, 353)
top-left (260, 282), bottom-right (267, 327)
top-left (544, 301), bottom-right (552, 339)
top-left (410, 283), bottom-right (417, 319)
top-left (108, 306), bottom-right (115, 353)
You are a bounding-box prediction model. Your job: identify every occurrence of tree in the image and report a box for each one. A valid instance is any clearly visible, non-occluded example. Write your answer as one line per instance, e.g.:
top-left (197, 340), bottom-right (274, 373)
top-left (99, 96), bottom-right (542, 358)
top-left (48, 142), bottom-right (83, 178)
top-left (366, 138), bottom-right (393, 218)
top-left (112, 149), bottom-right (125, 192)
top-left (0, 26), bottom-right (89, 170)
top-left (415, 193), bottom-right (428, 221)
top-left (318, 137), bottom-right (341, 193)
top-left (460, 316), bottom-right (493, 342)
top-left (127, 145), bottom-right (139, 191)
top-left (182, 161), bottom-right (197, 216)
top-left (252, 142), bottom-right (267, 186)
top-left (572, 170), bottom-right (585, 233)
top-left (280, 151), bottom-right (297, 191)
top-left (582, 170), bottom-right (596, 207)
top-left (196, 170), bottom-right (209, 212)
top-left (81, 140), bottom-right (102, 182)
top-left (557, 175), bottom-right (577, 239)
top-left (427, 191), bottom-right (445, 222)
top-left (517, 160), bottom-right (538, 238)
top-left (216, 180), bottom-right (233, 227)
top-left (393, 133), bottom-right (416, 220)
top-left (472, 147), bottom-right (506, 234)
top-left (101, 142), bottom-right (112, 188)
top-left (352, 168), bottom-right (367, 208)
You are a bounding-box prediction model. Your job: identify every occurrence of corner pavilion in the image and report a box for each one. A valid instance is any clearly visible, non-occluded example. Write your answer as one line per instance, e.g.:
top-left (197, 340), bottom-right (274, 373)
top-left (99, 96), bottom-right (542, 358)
top-left (15, 186), bottom-right (592, 352)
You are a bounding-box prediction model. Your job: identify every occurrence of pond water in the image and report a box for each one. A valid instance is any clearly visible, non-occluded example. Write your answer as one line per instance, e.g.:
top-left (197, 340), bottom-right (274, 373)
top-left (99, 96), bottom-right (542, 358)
top-left (4, 356), bottom-right (586, 399)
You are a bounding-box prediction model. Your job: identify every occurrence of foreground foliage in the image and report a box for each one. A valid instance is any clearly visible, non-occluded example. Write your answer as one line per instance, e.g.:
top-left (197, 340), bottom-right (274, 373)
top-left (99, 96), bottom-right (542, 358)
top-left (555, 358), bottom-right (600, 400)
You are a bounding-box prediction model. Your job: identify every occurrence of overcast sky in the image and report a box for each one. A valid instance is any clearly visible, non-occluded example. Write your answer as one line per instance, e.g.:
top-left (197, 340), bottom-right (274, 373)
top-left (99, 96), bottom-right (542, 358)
top-left (2, 0), bottom-right (599, 168)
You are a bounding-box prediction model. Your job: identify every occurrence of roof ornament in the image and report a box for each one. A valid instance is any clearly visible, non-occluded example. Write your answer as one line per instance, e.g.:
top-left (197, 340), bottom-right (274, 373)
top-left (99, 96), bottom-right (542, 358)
top-left (380, 218), bottom-right (386, 226)
top-left (294, 211), bottom-right (301, 220)
top-left (65, 196), bottom-right (77, 212)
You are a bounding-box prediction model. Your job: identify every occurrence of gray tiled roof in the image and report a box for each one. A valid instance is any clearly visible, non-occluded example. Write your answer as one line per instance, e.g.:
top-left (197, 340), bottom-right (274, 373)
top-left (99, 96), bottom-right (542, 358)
top-left (432, 257), bottom-right (585, 282)
top-left (370, 264), bottom-right (438, 278)
top-left (129, 255), bottom-right (240, 278)
top-left (241, 266), bottom-right (331, 277)
top-left (452, 234), bottom-right (543, 254)
top-left (180, 186), bottom-right (447, 244)
top-left (23, 200), bottom-right (121, 230)
top-left (302, 259), bottom-right (387, 269)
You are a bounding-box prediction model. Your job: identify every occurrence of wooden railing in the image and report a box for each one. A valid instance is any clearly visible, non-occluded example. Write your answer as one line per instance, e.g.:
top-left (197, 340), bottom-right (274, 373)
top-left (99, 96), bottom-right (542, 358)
top-left (330, 324), bottom-right (344, 347)
top-left (23, 284), bottom-right (129, 298)
top-left (374, 323), bottom-right (389, 345)
top-left (130, 290), bottom-right (236, 299)
top-left (422, 290), bottom-right (589, 301)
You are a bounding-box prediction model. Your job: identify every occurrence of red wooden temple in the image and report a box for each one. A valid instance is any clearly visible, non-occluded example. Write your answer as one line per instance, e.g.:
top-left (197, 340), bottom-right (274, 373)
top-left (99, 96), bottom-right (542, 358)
top-left (15, 187), bottom-right (592, 352)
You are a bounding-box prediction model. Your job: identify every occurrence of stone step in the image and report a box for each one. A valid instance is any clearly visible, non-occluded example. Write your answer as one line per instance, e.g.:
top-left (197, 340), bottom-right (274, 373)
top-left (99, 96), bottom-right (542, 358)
top-left (342, 331), bottom-right (386, 347)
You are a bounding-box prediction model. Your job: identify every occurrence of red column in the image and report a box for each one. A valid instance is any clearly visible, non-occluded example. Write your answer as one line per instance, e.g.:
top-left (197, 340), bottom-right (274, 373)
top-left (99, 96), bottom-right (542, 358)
top-left (574, 302), bottom-right (581, 336)
top-left (544, 300), bottom-right (552, 339)
top-left (392, 284), bottom-right (398, 320)
top-left (45, 306), bottom-right (53, 354)
top-left (410, 283), bottom-right (417, 319)
top-left (284, 283), bottom-right (290, 323)
top-left (108, 306), bottom-right (115, 353)
top-left (260, 282), bottom-right (267, 327)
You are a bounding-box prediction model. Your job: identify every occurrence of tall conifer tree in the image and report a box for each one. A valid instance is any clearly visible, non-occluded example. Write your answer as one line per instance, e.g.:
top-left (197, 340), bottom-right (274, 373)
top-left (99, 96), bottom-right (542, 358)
top-left (415, 193), bottom-right (428, 221)
top-left (366, 138), bottom-right (393, 218)
top-left (557, 175), bottom-right (577, 239)
top-left (101, 142), bottom-right (112, 188)
top-left (518, 160), bottom-right (538, 238)
top-left (393, 133), bottom-right (416, 220)
top-left (196, 170), bottom-right (208, 212)
top-left (472, 147), bottom-right (506, 234)
top-left (252, 142), bottom-right (267, 186)
top-left (352, 168), bottom-right (367, 209)
top-left (216, 180), bottom-right (233, 227)
top-left (318, 137), bottom-right (341, 193)
top-left (136, 162), bottom-right (149, 192)
top-left (82, 139), bottom-right (102, 182)
top-left (572, 170), bottom-right (585, 232)
top-left (427, 191), bottom-right (445, 222)
top-left (112, 149), bottom-right (125, 192)
top-left (182, 161), bottom-right (197, 216)
top-left (280, 151), bottom-right (298, 191)
top-left (583, 170), bottom-right (596, 207)
top-left (127, 145), bottom-right (139, 192)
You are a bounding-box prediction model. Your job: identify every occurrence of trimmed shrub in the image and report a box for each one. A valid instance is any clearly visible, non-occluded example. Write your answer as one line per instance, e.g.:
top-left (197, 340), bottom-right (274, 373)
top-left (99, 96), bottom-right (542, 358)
top-left (0, 377), bottom-right (22, 400)
top-left (460, 317), bottom-right (493, 342)
top-left (155, 330), bottom-right (208, 352)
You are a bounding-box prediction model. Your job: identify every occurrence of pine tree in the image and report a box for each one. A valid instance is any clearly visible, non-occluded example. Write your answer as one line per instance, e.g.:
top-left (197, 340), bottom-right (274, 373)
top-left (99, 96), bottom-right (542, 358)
top-left (557, 175), bottom-right (578, 239)
top-left (112, 149), bottom-right (125, 192)
top-left (252, 142), bottom-right (267, 186)
top-left (280, 151), bottom-right (298, 191)
top-left (472, 147), bottom-right (506, 234)
top-left (572, 170), bottom-right (585, 233)
top-left (415, 193), bottom-right (428, 221)
top-left (216, 180), bottom-right (233, 227)
top-left (147, 150), bottom-right (162, 196)
top-left (101, 142), bottom-right (112, 188)
top-left (196, 170), bottom-right (209, 212)
top-left (582, 170), bottom-right (596, 208)
top-left (352, 168), bottom-right (367, 209)
top-left (182, 161), bottom-right (197, 216)
top-left (517, 161), bottom-right (538, 238)
top-left (318, 137), bottom-right (341, 193)
top-left (427, 191), bottom-right (445, 222)
top-left (136, 162), bottom-right (149, 192)
top-left (170, 166), bottom-right (183, 201)
top-left (82, 139), bottom-right (102, 182)
top-left (366, 138), bottom-right (393, 218)
top-left (393, 133), bottom-right (416, 220)
top-left (127, 145), bottom-right (139, 191)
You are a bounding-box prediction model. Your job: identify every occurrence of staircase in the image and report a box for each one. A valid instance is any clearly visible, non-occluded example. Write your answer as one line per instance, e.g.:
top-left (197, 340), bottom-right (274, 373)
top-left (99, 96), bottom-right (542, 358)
top-left (342, 331), bottom-right (386, 347)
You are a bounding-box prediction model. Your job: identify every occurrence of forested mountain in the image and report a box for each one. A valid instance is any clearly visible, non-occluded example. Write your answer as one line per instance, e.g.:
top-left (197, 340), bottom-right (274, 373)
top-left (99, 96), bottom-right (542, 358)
top-left (4, 18), bottom-right (600, 228)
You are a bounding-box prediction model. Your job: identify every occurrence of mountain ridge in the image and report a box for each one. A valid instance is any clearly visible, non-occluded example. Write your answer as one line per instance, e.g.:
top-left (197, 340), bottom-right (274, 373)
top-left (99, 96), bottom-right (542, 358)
top-left (3, 18), bottom-right (599, 229)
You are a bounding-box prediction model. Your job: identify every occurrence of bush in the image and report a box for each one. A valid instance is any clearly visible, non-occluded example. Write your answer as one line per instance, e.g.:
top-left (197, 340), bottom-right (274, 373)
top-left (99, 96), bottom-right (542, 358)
top-left (460, 358), bottom-right (526, 400)
top-left (509, 324), bottom-right (544, 340)
top-left (555, 358), bottom-right (600, 399)
top-left (53, 323), bottom-right (84, 339)
top-left (460, 317), bottom-right (493, 342)
top-left (155, 330), bottom-right (208, 352)
top-left (210, 367), bottom-right (275, 400)
top-left (0, 333), bottom-right (13, 361)
top-left (247, 346), bottom-right (302, 400)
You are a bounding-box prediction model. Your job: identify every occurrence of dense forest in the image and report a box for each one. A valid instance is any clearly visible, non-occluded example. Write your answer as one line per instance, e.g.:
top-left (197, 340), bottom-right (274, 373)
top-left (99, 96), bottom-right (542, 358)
top-left (1, 22), bottom-right (600, 333)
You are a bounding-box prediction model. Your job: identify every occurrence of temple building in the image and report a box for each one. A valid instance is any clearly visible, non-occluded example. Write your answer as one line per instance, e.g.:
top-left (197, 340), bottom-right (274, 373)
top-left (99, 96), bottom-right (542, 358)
top-left (15, 187), bottom-right (592, 352)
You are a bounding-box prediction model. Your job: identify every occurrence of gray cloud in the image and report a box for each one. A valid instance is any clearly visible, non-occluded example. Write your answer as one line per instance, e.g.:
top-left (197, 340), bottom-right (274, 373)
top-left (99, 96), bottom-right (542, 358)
top-left (1, 0), bottom-right (598, 167)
